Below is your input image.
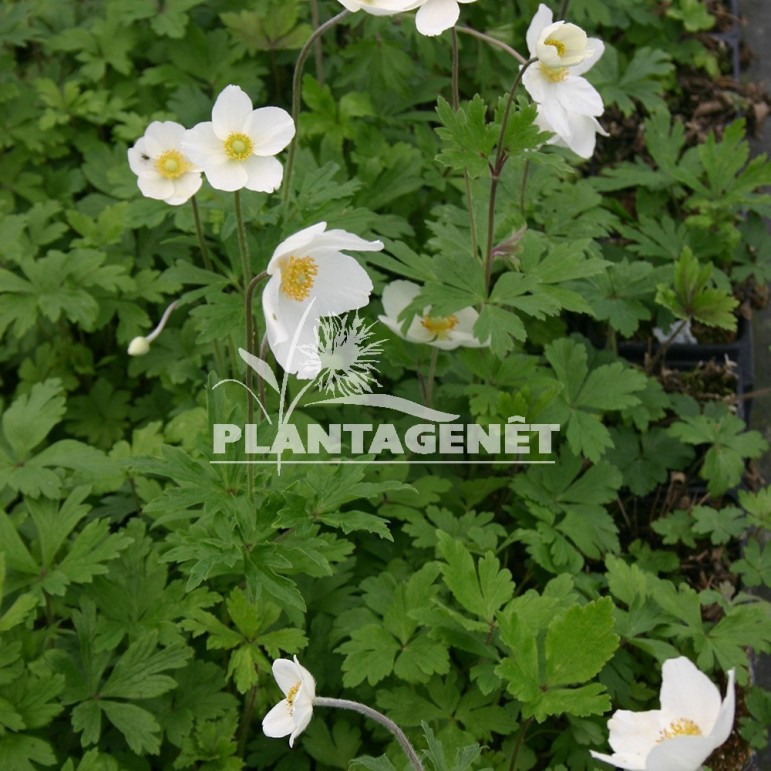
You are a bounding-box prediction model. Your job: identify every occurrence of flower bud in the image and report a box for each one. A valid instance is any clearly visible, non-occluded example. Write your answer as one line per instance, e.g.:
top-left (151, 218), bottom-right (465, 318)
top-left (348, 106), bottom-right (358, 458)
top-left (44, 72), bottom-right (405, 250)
top-left (127, 337), bottom-right (151, 356)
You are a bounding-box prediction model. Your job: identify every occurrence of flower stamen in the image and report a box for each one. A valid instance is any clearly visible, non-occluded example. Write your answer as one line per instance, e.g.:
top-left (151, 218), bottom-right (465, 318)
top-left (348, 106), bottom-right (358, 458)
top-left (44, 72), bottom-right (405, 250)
top-left (155, 150), bottom-right (189, 179)
top-left (540, 64), bottom-right (569, 82)
top-left (280, 256), bottom-right (319, 302)
top-left (657, 718), bottom-right (702, 743)
top-left (286, 683), bottom-right (300, 708)
top-left (421, 315), bottom-right (458, 339)
top-left (224, 132), bottom-right (254, 161)
top-left (544, 37), bottom-right (566, 57)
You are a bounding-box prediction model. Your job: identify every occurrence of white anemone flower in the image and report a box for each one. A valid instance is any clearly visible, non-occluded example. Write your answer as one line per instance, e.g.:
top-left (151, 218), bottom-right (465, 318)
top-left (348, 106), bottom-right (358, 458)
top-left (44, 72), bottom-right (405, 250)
top-left (263, 223), bottom-right (382, 376)
top-left (409, 0), bottom-right (478, 36)
top-left (127, 121), bottom-right (202, 206)
top-left (379, 280), bottom-right (486, 350)
top-left (591, 657), bottom-right (736, 771)
top-left (522, 4), bottom-right (605, 150)
top-left (336, 0), bottom-right (420, 15)
top-left (181, 85), bottom-right (295, 193)
top-left (262, 656), bottom-right (316, 747)
top-left (534, 105), bottom-right (607, 159)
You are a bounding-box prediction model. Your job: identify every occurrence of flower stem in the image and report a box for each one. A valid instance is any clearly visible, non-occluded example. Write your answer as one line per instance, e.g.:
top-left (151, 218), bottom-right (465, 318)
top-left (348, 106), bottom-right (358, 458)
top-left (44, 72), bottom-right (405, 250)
top-left (425, 347), bottom-right (439, 408)
top-left (484, 58), bottom-right (536, 294)
top-left (313, 696), bottom-right (425, 771)
top-left (559, 0), bottom-right (571, 19)
top-left (236, 684), bottom-right (258, 757)
top-left (282, 9), bottom-right (349, 206)
top-left (455, 26), bottom-right (528, 65)
top-left (519, 158), bottom-right (530, 219)
top-left (244, 270), bottom-right (269, 497)
top-left (310, 0), bottom-right (325, 86)
top-left (508, 717), bottom-right (532, 771)
top-left (452, 29), bottom-right (479, 262)
top-left (191, 196), bottom-right (226, 376)
top-left (234, 190), bottom-right (250, 289)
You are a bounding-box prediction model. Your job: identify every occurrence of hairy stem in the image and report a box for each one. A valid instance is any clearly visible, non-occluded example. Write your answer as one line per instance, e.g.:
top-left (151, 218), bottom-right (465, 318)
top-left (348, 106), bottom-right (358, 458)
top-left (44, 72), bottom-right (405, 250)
top-left (484, 58), bottom-right (536, 293)
top-left (313, 696), bottom-right (425, 771)
top-left (310, 0), bottom-right (325, 85)
top-left (456, 26), bottom-right (528, 65)
top-left (508, 717), bottom-right (532, 771)
top-left (282, 10), bottom-right (350, 205)
top-left (191, 197), bottom-right (226, 375)
top-left (559, 0), bottom-right (571, 19)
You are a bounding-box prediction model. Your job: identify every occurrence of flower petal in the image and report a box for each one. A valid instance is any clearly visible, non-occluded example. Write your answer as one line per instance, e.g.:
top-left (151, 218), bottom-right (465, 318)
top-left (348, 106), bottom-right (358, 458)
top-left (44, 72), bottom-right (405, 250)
top-left (644, 734), bottom-right (718, 771)
top-left (128, 143), bottom-right (153, 176)
top-left (289, 697), bottom-right (314, 747)
top-left (268, 223), bottom-right (329, 274)
top-left (381, 280), bottom-right (420, 320)
top-left (556, 76), bottom-right (604, 116)
top-left (212, 84), bottom-right (254, 140)
top-left (606, 709), bottom-right (662, 757)
top-left (588, 750), bottom-right (645, 770)
top-left (262, 700), bottom-right (295, 739)
top-left (659, 658), bottom-right (722, 735)
top-left (204, 160), bottom-right (249, 191)
top-left (526, 3), bottom-right (554, 57)
top-left (415, 0), bottom-right (459, 36)
top-left (522, 65), bottom-right (548, 104)
top-left (182, 122), bottom-right (227, 167)
top-left (294, 656), bottom-right (317, 701)
top-left (241, 154), bottom-right (284, 193)
top-left (166, 173), bottom-right (203, 205)
top-left (571, 38), bottom-right (605, 76)
top-left (709, 668), bottom-right (735, 747)
top-left (272, 658), bottom-right (302, 695)
top-left (249, 107), bottom-right (296, 156)
top-left (137, 175), bottom-right (175, 201)
top-left (146, 120), bottom-right (186, 148)
top-left (311, 252), bottom-right (373, 317)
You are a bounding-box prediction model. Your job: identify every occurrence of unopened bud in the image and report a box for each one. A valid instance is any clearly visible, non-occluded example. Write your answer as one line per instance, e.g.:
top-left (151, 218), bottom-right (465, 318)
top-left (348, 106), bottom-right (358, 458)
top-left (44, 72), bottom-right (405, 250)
top-left (128, 336), bottom-right (151, 356)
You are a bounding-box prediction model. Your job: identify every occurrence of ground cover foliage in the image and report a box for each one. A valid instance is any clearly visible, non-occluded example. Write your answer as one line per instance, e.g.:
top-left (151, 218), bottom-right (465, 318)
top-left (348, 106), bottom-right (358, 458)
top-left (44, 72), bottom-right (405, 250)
top-left (1, 0), bottom-right (771, 769)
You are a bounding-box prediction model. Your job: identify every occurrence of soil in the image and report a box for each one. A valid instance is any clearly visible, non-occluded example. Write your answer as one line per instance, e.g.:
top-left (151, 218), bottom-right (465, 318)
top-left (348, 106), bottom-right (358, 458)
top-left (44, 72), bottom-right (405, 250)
top-left (656, 358), bottom-right (741, 412)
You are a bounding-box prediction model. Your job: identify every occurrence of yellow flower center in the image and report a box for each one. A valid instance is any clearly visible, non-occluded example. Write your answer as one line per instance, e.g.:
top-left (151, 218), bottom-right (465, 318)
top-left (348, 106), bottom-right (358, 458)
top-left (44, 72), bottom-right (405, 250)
top-left (280, 256), bottom-right (319, 302)
top-left (544, 37), bottom-right (566, 57)
top-left (421, 315), bottom-right (458, 339)
top-left (155, 150), bottom-right (189, 180)
top-left (224, 132), bottom-right (254, 161)
top-left (541, 64), bottom-right (569, 83)
top-left (286, 682), bottom-right (300, 707)
top-left (657, 718), bottom-right (703, 743)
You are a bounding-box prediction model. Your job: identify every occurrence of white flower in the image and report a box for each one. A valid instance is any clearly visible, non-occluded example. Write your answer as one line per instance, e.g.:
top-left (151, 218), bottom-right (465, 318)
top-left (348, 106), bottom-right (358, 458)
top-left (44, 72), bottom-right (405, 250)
top-left (336, 0), bottom-right (420, 15)
top-left (127, 121), bottom-right (202, 206)
top-left (410, 0), bottom-right (478, 36)
top-left (379, 280), bottom-right (486, 350)
top-left (262, 656), bottom-right (316, 747)
top-left (591, 657), bottom-right (736, 771)
top-left (127, 337), bottom-right (151, 356)
top-left (522, 4), bottom-right (605, 150)
top-left (181, 85), bottom-right (295, 193)
top-left (534, 105), bottom-right (607, 159)
top-left (263, 223), bottom-right (382, 376)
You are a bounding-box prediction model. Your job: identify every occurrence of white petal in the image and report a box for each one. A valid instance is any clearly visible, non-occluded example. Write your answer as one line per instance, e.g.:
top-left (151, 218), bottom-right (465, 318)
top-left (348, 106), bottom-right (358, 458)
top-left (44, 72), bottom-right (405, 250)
top-left (204, 160), bottom-right (249, 192)
top-left (128, 143), bottom-right (153, 176)
top-left (311, 252), bottom-right (373, 316)
top-left (709, 668), bottom-right (735, 746)
top-left (289, 698), bottom-right (313, 747)
top-left (249, 107), bottom-right (296, 156)
top-left (166, 173), bottom-right (203, 205)
top-left (659, 658), bottom-right (722, 734)
top-left (262, 700), bottom-right (295, 739)
top-left (562, 114), bottom-right (600, 158)
top-left (294, 656), bottom-right (316, 701)
top-left (606, 709), bottom-right (662, 757)
top-left (263, 276), bottom-right (288, 345)
top-left (306, 228), bottom-right (384, 254)
top-left (526, 4), bottom-right (554, 57)
top-left (268, 223), bottom-right (329, 273)
top-left (381, 280), bottom-right (420, 320)
top-left (589, 750), bottom-right (645, 770)
top-left (556, 76), bottom-right (604, 117)
top-left (644, 734), bottom-right (717, 771)
top-left (182, 123), bottom-right (227, 167)
top-left (212, 84), bottom-right (254, 140)
top-left (541, 98), bottom-right (573, 142)
top-left (146, 120), bottom-right (186, 148)
top-left (571, 38), bottom-right (605, 76)
top-left (241, 154), bottom-right (284, 193)
top-left (522, 65), bottom-right (548, 104)
top-left (272, 659), bottom-right (302, 695)
top-left (415, 0), bottom-right (459, 36)
top-left (137, 175), bottom-right (175, 201)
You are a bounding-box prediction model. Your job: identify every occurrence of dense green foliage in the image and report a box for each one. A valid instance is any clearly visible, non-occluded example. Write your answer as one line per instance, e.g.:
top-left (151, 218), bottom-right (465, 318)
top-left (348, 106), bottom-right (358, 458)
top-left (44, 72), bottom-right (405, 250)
top-left (1, 0), bottom-right (770, 769)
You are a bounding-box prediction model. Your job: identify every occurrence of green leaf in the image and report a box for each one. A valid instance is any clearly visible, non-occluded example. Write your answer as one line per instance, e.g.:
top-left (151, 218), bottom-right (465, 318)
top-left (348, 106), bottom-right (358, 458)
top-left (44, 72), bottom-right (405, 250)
top-left (435, 95), bottom-right (498, 179)
top-left (731, 541), bottom-right (771, 587)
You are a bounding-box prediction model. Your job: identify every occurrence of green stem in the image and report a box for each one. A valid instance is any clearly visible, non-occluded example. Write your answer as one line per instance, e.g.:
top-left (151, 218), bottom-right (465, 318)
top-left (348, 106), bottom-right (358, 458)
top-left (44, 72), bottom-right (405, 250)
top-left (237, 684), bottom-right (258, 757)
top-left (452, 29), bottom-right (479, 261)
top-left (282, 9), bottom-right (349, 206)
top-left (425, 347), bottom-right (439, 408)
top-left (508, 717), bottom-right (532, 771)
top-left (559, 0), bottom-right (571, 19)
top-left (455, 26), bottom-right (528, 65)
top-left (519, 158), bottom-right (530, 220)
top-left (310, 0), bottom-right (325, 86)
top-left (191, 196), bottom-right (226, 376)
top-left (313, 697), bottom-right (424, 771)
top-left (484, 58), bottom-right (536, 294)
top-left (234, 190), bottom-right (250, 290)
